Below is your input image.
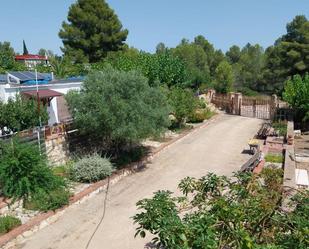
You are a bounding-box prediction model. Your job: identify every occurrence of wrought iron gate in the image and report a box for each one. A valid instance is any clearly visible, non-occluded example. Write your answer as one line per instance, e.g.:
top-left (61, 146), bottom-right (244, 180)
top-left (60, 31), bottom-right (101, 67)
top-left (210, 93), bottom-right (276, 120)
top-left (240, 96), bottom-right (272, 119)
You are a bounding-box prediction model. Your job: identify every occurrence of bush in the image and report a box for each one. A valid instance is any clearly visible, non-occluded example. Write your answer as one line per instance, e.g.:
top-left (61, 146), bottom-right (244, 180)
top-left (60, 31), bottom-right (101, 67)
top-left (188, 109), bottom-right (214, 123)
top-left (0, 140), bottom-right (66, 201)
top-left (133, 169), bottom-right (309, 249)
top-left (113, 146), bottom-right (149, 168)
top-left (66, 67), bottom-right (170, 146)
top-left (272, 121), bottom-right (287, 136)
top-left (25, 188), bottom-right (70, 212)
top-left (52, 161), bottom-right (73, 178)
top-left (0, 216), bottom-right (21, 235)
top-left (283, 74), bottom-right (309, 121)
top-left (0, 95), bottom-right (48, 133)
top-left (71, 154), bottom-right (114, 183)
top-left (265, 154), bottom-right (284, 163)
top-left (168, 87), bottom-right (197, 127)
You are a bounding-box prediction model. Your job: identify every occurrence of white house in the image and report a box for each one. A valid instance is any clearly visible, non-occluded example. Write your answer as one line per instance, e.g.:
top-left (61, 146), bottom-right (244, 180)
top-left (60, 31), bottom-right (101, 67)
top-left (0, 71), bottom-right (83, 125)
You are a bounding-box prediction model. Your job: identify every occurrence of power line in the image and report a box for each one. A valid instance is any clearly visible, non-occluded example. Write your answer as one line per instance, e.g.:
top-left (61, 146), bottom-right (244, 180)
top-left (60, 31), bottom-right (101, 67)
top-left (85, 177), bottom-right (110, 249)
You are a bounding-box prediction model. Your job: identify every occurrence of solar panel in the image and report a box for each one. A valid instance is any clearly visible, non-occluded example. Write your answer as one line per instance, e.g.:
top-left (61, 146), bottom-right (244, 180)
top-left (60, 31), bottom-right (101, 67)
top-left (0, 74), bottom-right (6, 83)
top-left (9, 71), bottom-right (45, 82)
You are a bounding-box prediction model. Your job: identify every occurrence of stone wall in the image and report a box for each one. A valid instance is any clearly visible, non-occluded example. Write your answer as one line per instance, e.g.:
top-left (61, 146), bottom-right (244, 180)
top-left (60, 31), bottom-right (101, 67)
top-left (45, 135), bottom-right (70, 166)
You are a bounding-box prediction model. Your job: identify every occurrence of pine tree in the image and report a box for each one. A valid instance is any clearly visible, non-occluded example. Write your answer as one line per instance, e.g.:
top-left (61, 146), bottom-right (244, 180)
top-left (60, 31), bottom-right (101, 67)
top-left (23, 40), bottom-right (29, 55)
top-left (59, 0), bottom-right (128, 63)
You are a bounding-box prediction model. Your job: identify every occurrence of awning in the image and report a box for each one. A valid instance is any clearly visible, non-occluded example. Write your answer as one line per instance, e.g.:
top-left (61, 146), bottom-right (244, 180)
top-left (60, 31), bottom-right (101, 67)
top-left (22, 89), bottom-right (63, 99)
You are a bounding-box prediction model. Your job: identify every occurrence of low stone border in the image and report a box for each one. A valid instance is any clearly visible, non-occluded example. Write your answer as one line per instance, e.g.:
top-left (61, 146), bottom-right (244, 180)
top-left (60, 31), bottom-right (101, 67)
top-left (0, 114), bottom-right (220, 248)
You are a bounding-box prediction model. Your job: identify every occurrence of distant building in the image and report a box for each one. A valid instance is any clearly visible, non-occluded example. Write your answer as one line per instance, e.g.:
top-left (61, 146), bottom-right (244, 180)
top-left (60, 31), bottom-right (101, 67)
top-left (15, 40), bottom-right (49, 70)
top-left (15, 54), bottom-right (49, 70)
top-left (0, 71), bottom-right (83, 125)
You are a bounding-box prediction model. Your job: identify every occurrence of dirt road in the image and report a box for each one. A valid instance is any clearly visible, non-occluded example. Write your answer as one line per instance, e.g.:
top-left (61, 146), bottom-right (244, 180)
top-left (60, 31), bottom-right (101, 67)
top-left (18, 114), bottom-right (263, 249)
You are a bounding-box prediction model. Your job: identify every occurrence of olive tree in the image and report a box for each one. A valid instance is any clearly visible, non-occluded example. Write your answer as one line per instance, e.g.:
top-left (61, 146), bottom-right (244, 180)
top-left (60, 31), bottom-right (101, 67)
top-left (66, 67), bottom-right (170, 149)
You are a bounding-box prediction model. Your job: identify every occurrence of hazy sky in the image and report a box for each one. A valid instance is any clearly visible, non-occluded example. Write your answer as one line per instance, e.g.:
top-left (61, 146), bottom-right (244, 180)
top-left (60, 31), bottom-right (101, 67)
top-left (1, 0), bottom-right (308, 55)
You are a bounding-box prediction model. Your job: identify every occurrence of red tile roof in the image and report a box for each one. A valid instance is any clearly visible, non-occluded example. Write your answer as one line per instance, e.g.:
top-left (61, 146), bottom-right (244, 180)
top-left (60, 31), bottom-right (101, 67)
top-left (15, 54), bottom-right (47, 61)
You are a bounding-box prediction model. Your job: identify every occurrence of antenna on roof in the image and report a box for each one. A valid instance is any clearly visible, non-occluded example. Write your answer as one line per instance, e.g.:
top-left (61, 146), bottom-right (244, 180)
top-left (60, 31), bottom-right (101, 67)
top-left (23, 40), bottom-right (29, 55)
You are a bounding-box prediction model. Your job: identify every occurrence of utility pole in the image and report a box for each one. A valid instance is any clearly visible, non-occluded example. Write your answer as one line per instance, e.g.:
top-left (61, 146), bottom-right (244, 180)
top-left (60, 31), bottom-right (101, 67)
top-left (35, 69), bottom-right (42, 154)
top-left (35, 69), bottom-right (42, 127)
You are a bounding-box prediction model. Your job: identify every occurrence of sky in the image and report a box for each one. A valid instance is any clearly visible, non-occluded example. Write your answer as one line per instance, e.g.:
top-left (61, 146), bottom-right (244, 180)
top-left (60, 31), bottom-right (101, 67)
top-left (0, 0), bottom-right (308, 55)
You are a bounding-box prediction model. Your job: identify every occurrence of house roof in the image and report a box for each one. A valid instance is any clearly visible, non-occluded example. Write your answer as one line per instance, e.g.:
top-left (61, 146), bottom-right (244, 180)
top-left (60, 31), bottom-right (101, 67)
top-left (21, 89), bottom-right (63, 99)
top-left (15, 54), bottom-right (47, 61)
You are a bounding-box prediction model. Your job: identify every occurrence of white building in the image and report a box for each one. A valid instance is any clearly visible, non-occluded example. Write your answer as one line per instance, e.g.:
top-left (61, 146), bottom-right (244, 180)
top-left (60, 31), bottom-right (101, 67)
top-left (0, 72), bottom-right (83, 125)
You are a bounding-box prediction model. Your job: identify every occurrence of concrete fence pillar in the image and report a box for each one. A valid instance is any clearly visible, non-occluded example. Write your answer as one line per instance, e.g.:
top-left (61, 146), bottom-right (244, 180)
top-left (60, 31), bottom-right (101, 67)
top-left (271, 94), bottom-right (278, 120)
top-left (227, 92), bottom-right (235, 113)
top-left (207, 89), bottom-right (216, 101)
top-left (234, 93), bottom-right (243, 115)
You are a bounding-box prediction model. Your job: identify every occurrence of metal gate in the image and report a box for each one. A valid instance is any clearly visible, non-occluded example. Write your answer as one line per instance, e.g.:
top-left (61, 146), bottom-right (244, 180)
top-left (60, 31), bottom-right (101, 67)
top-left (211, 94), bottom-right (233, 113)
top-left (210, 93), bottom-right (275, 120)
top-left (240, 96), bottom-right (272, 119)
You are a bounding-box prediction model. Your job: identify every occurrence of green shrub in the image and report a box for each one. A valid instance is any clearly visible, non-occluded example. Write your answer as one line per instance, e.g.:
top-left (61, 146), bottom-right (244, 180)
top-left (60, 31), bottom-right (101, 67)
top-left (72, 154), bottom-right (114, 183)
top-left (0, 140), bottom-right (66, 201)
top-left (0, 216), bottom-right (21, 235)
top-left (272, 121), bottom-right (287, 136)
top-left (25, 188), bottom-right (70, 212)
top-left (265, 154), bottom-right (284, 163)
top-left (52, 161), bottom-right (73, 178)
top-left (188, 109), bottom-right (214, 123)
top-left (197, 99), bottom-right (207, 109)
top-left (168, 87), bottom-right (197, 127)
top-left (113, 146), bottom-right (148, 168)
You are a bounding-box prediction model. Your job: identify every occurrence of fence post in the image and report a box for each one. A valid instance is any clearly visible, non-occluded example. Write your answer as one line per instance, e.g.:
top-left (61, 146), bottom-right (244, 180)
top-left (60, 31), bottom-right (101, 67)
top-left (228, 92), bottom-right (235, 114)
top-left (207, 89), bottom-right (216, 102)
top-left (253, 99), bottom-right (257, 118)
top-left (234, 93), bottom-right (242, 115)
top-left (271, 94), bottom-right (278, 120)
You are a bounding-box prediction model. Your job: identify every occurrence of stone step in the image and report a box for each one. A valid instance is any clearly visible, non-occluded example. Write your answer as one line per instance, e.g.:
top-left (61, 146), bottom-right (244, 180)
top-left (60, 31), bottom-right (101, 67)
top-left (295, 168), bottom-right (309, 187)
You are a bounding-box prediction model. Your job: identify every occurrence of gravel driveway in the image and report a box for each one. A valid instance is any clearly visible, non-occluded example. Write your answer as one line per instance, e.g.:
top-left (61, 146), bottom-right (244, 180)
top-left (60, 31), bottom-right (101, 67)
top-left (18, 114), bottom-right (263, 249)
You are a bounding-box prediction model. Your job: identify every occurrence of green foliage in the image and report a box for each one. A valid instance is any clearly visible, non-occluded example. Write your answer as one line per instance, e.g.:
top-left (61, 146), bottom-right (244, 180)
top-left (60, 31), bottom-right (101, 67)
top-left (37, 56), bottom-right (88, 78)
top-left (233, 43), bottom-right (265, 92)
top-left (214, 60), bottom-right (234, 93)
top-left (226, 45), bottom-right (241, 64)
top-left (25, 187), bottom-right (70, 212)
top-left (0, 216), bottom-right (21, 235)
top-left (134, 168), bottom-right (308, 249)
top-left (172, 41), bottom-right (211, 88)
top-left (0, 95), bottom-right (48, 132)
top-left (238, 87), bottom-right (260, 96)
top-left (0, 140), bottom-right (66, 201)
top-left (188, 109), bottom-right (214, 123)
top-left (264, 15), bottom-right (309, 93)
top-left (66, 67), bottom-right (170, 145)
top-left (0, 41), bottom-right (27, 73)
top-left (264, 154), bottom-right (284, 163)
top-left (113, 146), bottom-right (149, 169)
top-left (95, 50), bottom-right (186, 87)
top-left (52, 162), bottom-right (73, 178)
top-left (71, 154), bottom-right (114, 183)
top-left (283, 74), bottom-right (309, 120)
top-left (168, 88), bottom-right (197, 126)
top-left (59, 0), bottom-right (128, 63)
top-left (272, 120), bottom-right (288, 136)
